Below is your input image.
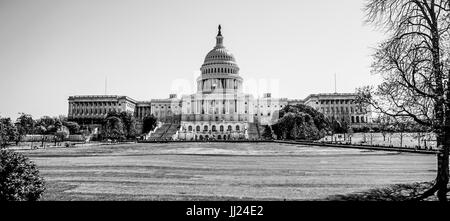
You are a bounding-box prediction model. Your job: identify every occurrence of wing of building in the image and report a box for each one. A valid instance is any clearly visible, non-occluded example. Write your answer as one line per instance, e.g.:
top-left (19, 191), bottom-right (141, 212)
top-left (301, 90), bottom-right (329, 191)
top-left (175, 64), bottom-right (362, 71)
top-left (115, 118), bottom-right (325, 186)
top-left (67, 26), bottom-right (372, 140)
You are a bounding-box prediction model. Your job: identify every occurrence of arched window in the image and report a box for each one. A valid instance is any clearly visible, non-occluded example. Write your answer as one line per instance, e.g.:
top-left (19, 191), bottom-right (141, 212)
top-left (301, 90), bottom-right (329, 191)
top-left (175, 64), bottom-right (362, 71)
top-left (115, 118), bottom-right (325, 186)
top-left (220, 125), bottom-right (224, 132)
top-left (236, 125), bottom-right (240, 131)
top-left (204, 125), bottom-right (208, 131)
top-left (196, 125), bottom-right (200, 132)
top-left (227, 125), bottom-right (232, 131)
top-left (188, 126), bottom-right (193, 131)
top-left (212, 125), bottom-right (216, 131)
top-left (356, 116), bottom-right (360, 123)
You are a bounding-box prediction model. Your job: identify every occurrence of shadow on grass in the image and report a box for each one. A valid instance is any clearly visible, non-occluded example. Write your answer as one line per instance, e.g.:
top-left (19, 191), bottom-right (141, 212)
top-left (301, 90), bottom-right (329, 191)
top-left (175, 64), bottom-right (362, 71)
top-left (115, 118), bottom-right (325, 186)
top-left (325, 181), bottom-right (442, 201)
top-left (40, 181), bottom-right (272, 201)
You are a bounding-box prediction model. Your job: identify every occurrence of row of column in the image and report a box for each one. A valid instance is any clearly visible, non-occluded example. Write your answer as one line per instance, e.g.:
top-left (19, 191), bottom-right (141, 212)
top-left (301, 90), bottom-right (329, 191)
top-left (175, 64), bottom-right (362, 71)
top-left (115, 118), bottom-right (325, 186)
top-left (199, 79), bottom-right (241, 91)
top-left (71, 107), bottom-right (119, 116)
top-left (135, 106), bottom-right (151, 119)
top-left (322, 106), bottom-right (365, 115)
top-left (202, 67), bottom-right (237, 74)
top-left (71, 101), bottom-right (118, 108)
top-left (190, 99), bottom-right (243, 115)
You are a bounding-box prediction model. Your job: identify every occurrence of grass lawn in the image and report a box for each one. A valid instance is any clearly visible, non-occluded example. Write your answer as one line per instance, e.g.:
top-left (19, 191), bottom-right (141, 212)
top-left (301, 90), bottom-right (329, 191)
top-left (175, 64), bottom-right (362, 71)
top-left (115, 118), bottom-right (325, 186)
top-left (16, 142), bottom-right (437, 201)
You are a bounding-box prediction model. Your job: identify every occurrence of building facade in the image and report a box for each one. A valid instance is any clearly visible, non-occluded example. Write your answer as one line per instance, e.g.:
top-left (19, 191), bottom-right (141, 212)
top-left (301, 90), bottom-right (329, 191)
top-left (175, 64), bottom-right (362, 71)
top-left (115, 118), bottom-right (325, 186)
top-left (67, 26), bottom-right (372, 138)
top-left (68, 95), bottom-right (137, 130)
top-left (150, 94), bottom-right (182, 123)
top-left (303, 93), bottom-right (371, 125)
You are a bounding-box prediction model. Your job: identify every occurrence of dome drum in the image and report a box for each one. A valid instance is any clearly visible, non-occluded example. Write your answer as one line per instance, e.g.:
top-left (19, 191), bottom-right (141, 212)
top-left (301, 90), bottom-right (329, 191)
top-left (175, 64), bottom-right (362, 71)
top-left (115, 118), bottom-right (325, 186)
top-left (197, 77), bottom-right (243, 93)
top-left (200, 66), bottom-right (239, 75)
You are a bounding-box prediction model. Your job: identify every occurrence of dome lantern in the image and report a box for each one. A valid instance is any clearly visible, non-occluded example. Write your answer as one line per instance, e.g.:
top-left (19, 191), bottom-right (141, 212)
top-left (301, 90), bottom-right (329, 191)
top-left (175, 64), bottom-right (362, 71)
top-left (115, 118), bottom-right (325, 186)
top-left (216, 24), bottom-right (224, 47)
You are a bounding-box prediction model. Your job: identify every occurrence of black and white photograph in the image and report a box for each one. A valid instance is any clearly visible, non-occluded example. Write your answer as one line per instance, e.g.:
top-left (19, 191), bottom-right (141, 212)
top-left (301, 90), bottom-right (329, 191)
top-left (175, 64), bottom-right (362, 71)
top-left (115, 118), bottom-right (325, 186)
top-left (0, 0), bottom-right (449, 216)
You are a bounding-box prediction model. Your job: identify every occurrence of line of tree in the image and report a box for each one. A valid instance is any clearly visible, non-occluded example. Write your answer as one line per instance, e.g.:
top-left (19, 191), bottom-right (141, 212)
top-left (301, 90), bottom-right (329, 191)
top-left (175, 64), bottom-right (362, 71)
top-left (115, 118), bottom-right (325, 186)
top-left (99, 111), bottom-right (157, 141)
top-left (1, 111), bottom-right (160, 144)
top-left (0, 113), bottom-right (82, 147)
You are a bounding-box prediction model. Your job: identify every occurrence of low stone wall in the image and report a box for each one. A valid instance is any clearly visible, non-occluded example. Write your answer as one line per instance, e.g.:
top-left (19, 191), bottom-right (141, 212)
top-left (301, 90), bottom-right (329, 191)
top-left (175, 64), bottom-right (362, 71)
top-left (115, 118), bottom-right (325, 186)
top-left (138, 140), bottom-right (273, 144)
top-left (275, 140), bottom-right (438, 155)
top-left (138, 139), bottom-right (438, 154)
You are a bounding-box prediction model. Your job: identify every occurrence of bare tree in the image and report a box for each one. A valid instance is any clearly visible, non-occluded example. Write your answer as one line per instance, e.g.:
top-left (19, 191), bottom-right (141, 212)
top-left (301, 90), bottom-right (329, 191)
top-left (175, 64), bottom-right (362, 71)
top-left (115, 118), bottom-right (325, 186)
top-left (358, 0), bottom-right (450, 201)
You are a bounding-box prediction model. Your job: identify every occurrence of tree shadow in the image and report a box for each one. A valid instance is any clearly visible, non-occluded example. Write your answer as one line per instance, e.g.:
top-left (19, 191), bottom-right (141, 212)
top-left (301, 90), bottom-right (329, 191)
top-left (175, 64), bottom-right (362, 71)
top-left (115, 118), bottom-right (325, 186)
top-left (325, 182), bottom-right (444, 201)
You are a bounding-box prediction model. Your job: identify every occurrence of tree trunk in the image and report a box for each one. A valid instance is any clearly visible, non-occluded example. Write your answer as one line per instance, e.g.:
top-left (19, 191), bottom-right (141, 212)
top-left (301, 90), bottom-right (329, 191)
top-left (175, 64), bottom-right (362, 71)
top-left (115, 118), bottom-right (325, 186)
top-left (400, 132), bottom-right (403, 147)
top-left (418, 132), bottom-right (421, 148)
top-left (436, 87), bottom-right (450, 200)
top-left (436, 132), bottom-right (449, 201)
top-left (429, 10), bottom-right (448, 201)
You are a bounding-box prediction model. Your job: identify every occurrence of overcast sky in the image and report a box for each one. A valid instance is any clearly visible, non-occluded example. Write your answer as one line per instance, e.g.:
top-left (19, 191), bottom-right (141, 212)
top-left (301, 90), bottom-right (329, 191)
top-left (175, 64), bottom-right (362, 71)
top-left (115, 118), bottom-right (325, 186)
top-left (0, 0), bottom-right (386, 119)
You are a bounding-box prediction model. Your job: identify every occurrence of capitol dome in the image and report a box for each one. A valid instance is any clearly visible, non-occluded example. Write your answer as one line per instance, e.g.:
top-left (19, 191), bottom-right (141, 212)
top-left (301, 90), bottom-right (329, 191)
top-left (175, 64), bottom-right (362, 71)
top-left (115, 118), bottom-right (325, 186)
top-left (204, 47), bottom-right (236, 63)
top-left (200, 25), bottom-right (240, 75)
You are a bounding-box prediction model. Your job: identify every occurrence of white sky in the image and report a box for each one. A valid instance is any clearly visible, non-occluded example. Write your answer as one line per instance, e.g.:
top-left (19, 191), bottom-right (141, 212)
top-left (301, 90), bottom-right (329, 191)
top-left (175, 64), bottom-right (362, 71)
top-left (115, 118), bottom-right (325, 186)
top-left (0, 0), bottom-right (386, 119)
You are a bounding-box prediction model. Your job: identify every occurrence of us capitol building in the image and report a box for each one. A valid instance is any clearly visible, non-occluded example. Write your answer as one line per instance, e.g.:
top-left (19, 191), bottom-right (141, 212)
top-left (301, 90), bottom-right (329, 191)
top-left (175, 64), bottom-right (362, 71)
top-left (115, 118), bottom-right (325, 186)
top-left (68, 26), bottom-right (371, 140)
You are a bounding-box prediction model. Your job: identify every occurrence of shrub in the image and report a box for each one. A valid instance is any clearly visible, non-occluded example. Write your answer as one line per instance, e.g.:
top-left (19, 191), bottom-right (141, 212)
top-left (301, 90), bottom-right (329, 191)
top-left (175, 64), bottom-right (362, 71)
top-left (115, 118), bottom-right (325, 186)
top-left (0, 150), bottom-right (45, 201)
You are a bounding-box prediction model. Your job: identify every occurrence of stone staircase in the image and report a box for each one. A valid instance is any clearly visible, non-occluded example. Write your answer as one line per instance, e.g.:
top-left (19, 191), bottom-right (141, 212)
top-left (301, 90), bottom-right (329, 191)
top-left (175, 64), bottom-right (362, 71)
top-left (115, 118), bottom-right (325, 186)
top-left (161, 123), bottom-right (180, 139)
top-left (149, 123), bottom-right (181, 140)
top-left (149, 123), bottom-right (171, 139)
top-left (247, 122), bottom-right (260, 139)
